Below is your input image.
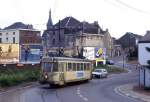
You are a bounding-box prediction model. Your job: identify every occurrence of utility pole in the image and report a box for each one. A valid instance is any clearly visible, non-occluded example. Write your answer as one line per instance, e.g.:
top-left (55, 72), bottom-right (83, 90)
top-left (58, 20), bottom-right (64, 56)
top-left (58, 20), bottom-right (61, 56)
top-left (123, 52), bottom-right (124, 70)
top-left (80, 22), bottom-right (84, 58)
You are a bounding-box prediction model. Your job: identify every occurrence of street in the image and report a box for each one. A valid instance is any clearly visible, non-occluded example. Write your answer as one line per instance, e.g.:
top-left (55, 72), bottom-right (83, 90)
top-left (0, 60), bottom-right (143, 102)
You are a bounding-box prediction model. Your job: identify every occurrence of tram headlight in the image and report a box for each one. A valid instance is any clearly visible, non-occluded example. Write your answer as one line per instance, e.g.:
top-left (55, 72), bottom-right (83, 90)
top-left (44, 73), bottom-right (48, 79)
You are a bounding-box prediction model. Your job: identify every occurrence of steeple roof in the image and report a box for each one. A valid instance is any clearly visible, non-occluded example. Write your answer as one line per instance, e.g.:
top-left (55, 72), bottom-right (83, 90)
top-left (47, 9), bottom-right (53, 30)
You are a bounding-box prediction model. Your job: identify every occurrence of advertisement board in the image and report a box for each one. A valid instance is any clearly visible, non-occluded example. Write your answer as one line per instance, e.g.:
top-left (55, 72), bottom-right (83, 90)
top-left (83, 47), bottom-right (95, 60)
top-left (83, 47), bottom-right (106, 61)
top-left (20, 44), bottom-right (43, 63)
top-left (95, 48), bottom-right (106, 60)
top-left (0, 44), bottom-right (19, 64)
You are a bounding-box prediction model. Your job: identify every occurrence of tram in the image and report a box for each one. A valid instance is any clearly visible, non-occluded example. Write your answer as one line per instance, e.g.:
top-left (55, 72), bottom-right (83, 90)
top-left (41, 56), bottom-right (93, 86)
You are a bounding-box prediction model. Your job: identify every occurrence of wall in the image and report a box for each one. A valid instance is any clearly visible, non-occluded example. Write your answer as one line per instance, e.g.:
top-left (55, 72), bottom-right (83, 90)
top-left (0, 30), bottom-right (19, 43)
top-left (0, 44), bottom-right (19, 64)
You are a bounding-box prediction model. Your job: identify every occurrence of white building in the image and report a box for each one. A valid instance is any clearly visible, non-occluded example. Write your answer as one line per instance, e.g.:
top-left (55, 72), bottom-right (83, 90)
top-left (139, 41), bottom-right (150, 89)
top-left (0, 29), bottom-right (19, 44)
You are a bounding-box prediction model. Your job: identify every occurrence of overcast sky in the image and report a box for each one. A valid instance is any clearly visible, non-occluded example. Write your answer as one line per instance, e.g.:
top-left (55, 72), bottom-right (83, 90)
top-left (0, 0), bottom-right (150, 38)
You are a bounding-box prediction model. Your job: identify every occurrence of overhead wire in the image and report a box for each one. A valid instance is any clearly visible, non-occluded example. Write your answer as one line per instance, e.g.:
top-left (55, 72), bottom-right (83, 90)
top-left (114, 0), bottom-right (150, 15)
top-left (104, 0), bottom-right (150, 15)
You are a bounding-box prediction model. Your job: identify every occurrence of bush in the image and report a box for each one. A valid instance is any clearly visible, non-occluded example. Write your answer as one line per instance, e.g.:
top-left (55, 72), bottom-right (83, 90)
top-left (0, 65), bottom-right (40, 87)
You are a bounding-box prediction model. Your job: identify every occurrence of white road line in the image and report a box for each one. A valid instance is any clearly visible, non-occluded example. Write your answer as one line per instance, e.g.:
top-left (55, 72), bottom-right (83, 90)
top-left (83, 97), bottom-right (88, 101)
top-left (79, 94), bottom-right (83, 98)
top-left (114, 86), bottom-right (142, 102)
top-left (76, 87), bottom-right (89, 101)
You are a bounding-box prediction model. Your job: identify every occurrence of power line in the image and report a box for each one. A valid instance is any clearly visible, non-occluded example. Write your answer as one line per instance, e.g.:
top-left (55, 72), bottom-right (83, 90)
top-left (114, 0), bottom-right (150, 15)
top-left (104, 0), bottom-right (150, 15)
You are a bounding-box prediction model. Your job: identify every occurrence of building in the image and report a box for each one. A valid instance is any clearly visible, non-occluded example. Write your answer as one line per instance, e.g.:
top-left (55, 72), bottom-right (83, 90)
top-left (138, 41), bottom-right (150, 89)
top-left (102, 29), bottom-right (113, 57)
top-left (141, 31), bottom-right (150, 41)
top-left (42, 10), bottom-right (113, 58)
top-left (0, 28), bottom-right (42, 64)
top-left (118, 32), bottom-right (142, 53)
top-left (111, 37), bottom-right (122, 57)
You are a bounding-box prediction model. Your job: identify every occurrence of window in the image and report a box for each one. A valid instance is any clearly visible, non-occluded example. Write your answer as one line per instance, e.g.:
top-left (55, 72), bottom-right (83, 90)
top-left (42, 63), bottom-right (52, 72)
top-left (73, 63), bottom-right (76, 71)
top-left (53, 62), bottom-right (58, 72)
top-left (0, 38), bottom-right (2, 43)
top-left (77, 63), bottom-right (81, 71)
top-left (13, 32), bottom-right (15, 35)
top-left (13, 37), bottom-right (15, 43)
top-left (6, 37), bottom-right (8, 42)
top-left (52, 39), bottom-right (55, 44)
top-left (86, 63), bottom-right (90, 70)
top-left (53, 32), bottom-right (55, 36)
top-left (68, 63), bottom-right (72, 71)
top-left (84, 63), bottom-right (87, 70)
top-left (81, 63), bottom-right (84, 70)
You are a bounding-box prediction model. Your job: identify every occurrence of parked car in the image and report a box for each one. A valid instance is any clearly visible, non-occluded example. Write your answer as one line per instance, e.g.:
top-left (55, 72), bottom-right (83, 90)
top-left (106, 60), bottom-right (114, 65)
top-left (92, 69), bottom-right (108, 78)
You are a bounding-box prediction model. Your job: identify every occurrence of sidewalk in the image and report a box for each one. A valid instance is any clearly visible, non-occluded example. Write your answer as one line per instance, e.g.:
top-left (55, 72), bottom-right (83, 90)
top-left (116, 83), bottom-right (150, 102)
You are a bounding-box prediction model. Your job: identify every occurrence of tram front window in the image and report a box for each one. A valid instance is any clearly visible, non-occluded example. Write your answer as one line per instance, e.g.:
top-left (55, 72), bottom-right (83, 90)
top-left (42, 63), bottom-right (52, 72)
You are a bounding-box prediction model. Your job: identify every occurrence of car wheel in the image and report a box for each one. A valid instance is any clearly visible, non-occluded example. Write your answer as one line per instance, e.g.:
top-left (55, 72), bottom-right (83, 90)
top-left (99, 75), bottom-right (101, 78)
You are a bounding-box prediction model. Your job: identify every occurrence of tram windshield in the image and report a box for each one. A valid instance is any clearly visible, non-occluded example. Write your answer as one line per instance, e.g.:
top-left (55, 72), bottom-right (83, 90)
top-left (42, 62), bottom-right (52, 72)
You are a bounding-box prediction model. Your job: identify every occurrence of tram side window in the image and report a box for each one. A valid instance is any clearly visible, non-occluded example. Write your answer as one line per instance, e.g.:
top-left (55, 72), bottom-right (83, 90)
top-left (87, 63), bottom-right (90, 70)
top-left (81, 63), bottom-right (84, 71)
top-left (68, 63), bottom-right (72, 71)
top-left (77, 63), bottom-right (81, 71)
top-left (73, 63), bottom-right (76, 71)
top-left (84, 63), bottom-right (87, 70)
top-left (53, 62), bottom-right (58, 72)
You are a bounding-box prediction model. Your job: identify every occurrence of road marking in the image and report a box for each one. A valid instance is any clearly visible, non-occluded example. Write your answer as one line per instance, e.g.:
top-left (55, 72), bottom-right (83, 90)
top-left (114, 86), bottom-right (143, 102)
top-left (77, 87), bottom-right (89, 101)
top-left (83, 97), bottom-right (88, 101)
top-left (79, 94), bottom-right (83, 98)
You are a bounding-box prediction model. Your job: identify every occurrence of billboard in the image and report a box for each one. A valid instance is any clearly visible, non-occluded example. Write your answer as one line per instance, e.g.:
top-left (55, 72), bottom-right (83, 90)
top-left (83, 47), bottom-right (95, 60)
top-left (95, 48), bottom-right (106, 60)
top-left (0, 44), bottom-right (19, 64)
top-left (20, 44), bottom-right (43, 63)
top-left (83, 47), bottom-right (106, 61)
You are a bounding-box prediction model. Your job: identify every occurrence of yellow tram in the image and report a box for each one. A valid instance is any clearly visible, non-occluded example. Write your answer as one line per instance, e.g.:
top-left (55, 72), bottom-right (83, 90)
top-left (41, 56), bottom-right (93, 86)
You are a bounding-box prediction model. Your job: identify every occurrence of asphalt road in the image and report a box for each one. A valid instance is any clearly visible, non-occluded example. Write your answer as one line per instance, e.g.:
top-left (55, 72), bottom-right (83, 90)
top-left (0, 57), bottom-right (143, 102)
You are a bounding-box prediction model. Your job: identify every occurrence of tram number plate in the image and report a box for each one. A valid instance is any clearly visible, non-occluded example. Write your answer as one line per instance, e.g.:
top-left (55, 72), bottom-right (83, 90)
top-left (76, 71), bottom-right (84, 78)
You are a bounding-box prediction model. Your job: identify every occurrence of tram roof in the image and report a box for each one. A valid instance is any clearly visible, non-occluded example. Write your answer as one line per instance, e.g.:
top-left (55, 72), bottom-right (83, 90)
top-left (42, 56), bottom-right (91, 62)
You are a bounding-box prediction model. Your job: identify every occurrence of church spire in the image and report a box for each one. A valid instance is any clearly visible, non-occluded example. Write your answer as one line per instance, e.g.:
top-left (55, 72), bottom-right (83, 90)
top-left (47, 9), bottom-right (53, 30)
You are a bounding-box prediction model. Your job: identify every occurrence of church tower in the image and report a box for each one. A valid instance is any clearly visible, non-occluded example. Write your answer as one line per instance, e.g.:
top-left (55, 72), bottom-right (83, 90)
top-left (47, 9), bottom-right (53, 30)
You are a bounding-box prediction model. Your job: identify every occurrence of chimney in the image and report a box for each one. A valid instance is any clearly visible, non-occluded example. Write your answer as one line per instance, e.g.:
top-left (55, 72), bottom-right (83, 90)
top-left (27, 25), bottom-right (33, 29)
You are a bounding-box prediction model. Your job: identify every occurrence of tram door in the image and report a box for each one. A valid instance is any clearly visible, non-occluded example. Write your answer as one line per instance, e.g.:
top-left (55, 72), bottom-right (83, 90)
top-left (59, 62), bottom-right (65, 85)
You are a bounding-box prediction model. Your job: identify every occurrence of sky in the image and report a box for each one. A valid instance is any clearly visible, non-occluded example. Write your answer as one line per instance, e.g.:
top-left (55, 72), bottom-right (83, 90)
top-left (0, 0), bottom-right (150, 39)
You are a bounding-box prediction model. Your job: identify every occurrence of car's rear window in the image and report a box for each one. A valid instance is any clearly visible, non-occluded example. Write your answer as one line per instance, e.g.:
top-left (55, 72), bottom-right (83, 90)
top-left (95, 70), bottom-right (102, 72)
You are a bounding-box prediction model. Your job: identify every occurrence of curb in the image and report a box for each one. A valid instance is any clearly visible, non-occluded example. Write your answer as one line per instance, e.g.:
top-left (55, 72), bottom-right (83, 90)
top-left (115, 86), bottom-right (149, 102)
top-left (0, 82), bottom-right (40, 95)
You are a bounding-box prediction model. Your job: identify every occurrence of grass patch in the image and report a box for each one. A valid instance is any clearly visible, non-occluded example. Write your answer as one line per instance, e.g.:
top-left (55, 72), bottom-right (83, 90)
top-left (0, 64), bottom-right (40, 87)
top-left (94, 64), bottom-right (127, 74)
